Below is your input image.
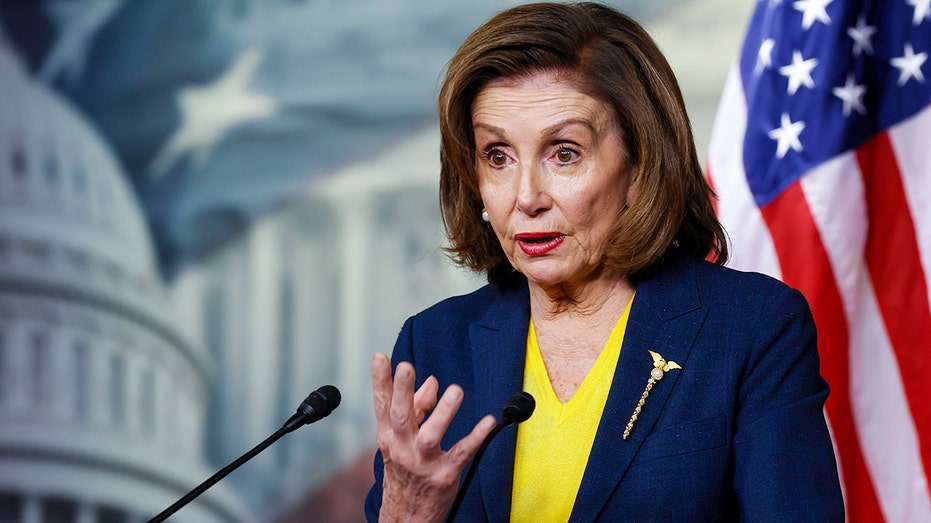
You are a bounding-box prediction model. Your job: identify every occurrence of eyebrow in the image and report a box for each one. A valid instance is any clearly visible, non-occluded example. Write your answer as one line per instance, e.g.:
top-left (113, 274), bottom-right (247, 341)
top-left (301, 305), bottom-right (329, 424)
top-left (540, 117), bottom-right (599, 138)
top-left (473, 117), bottom-right (600, 140)
top-left (472, 122), bottom-right (506, 138)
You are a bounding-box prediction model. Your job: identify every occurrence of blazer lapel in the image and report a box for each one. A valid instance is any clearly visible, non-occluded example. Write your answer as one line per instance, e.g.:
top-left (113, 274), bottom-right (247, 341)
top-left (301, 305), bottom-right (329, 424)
top-left (570, 258), bottom-right (709, 522)
top-left (470, 280), bottom-right (531, 522)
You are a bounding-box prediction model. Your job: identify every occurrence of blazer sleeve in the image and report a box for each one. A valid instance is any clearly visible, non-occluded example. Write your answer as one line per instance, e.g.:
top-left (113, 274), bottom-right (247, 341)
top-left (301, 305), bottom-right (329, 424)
top-left (364, 316), bottom-right (416, 522)
top-left (732, 286), bottom-right (845, 521)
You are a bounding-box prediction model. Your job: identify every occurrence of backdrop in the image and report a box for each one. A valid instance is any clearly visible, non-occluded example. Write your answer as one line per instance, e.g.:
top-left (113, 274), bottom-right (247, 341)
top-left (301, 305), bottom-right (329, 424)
top-left (0, 1), bottom-right (749, 521)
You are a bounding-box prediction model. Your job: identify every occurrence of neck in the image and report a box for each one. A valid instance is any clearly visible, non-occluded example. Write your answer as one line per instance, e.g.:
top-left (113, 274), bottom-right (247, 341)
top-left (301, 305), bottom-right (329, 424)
top-left (528, 271), bottom-right (635, 326)
top-left (526, 271), bottom-right (635, 403)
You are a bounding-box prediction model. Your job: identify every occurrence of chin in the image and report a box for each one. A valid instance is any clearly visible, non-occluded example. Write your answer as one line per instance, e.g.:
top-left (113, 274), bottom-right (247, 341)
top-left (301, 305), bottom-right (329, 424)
top-left (519, 267), bottom-right (578, 287)
top-left (516, 258), bottom-right (602, 288)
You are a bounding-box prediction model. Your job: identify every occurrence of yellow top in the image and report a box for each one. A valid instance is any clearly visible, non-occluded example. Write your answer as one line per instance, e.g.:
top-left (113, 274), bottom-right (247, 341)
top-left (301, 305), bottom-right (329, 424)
top-left (510, 295), bottom-right (634, 522)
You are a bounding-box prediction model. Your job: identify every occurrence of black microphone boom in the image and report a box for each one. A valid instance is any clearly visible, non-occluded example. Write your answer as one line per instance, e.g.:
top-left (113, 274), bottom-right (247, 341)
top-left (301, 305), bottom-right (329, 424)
top-left (446, 392), bottom-right (535, 522)
top-left (147, 385), bottom-right (341, 523)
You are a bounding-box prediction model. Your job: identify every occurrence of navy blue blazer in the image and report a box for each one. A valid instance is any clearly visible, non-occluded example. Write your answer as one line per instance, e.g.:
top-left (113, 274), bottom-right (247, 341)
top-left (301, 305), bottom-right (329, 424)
top-left (366, 256), bottom-right (844, 521)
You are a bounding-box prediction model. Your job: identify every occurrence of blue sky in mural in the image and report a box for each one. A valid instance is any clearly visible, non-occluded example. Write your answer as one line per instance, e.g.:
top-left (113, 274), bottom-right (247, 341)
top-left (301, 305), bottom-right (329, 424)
top-left (0, 0), bottom-right (674, 278)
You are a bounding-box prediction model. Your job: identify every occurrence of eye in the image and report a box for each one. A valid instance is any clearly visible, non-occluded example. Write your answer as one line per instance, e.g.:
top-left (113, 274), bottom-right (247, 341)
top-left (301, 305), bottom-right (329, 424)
top-left (480, 147), bottom-right (511, 168)
top-left (554, 147), bottom-right (579, 164)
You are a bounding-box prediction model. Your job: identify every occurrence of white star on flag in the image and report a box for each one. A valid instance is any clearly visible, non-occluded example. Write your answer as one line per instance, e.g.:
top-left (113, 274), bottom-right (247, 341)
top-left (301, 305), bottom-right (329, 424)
top-left (891, 43), bottom-right (928, 85)
top-left (846, 16), bottom-right (876, 56)
top-left (832, 73), bottom-right (867, 116)
top-left (756, 38), bottom-right (776, 74)
top-left (779, 50), bottom-right (819, 94)
top-left (767, 112), bottom-right (806, 158)
top-left (907, 0), bottom-right (931, 26)
top-left (793, 0), bottom-right (833, 30)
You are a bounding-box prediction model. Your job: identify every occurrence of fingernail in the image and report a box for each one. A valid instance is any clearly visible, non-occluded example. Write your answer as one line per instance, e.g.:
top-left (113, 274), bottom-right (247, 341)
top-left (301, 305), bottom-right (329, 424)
top-left (447, 387), bottom-right (462, 400)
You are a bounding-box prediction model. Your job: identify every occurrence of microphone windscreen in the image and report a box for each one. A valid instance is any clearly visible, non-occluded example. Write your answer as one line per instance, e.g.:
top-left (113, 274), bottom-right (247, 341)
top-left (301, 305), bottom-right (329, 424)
top-left (298, 385), bottom-right (341, 423)
top-left (310, 385), bottom-right (341, 413)
top-left (501, 391), bottom-right (535, 425)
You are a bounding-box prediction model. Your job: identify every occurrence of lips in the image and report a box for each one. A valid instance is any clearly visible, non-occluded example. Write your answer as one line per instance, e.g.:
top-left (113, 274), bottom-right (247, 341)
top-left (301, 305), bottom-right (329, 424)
top-left (515, 232), bottom-right (565, 255)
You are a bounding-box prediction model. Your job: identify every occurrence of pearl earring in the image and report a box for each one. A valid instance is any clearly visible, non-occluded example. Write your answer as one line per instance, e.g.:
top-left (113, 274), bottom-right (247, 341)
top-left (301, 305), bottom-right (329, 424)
top-left (481, 208), bottom-right (490, 222)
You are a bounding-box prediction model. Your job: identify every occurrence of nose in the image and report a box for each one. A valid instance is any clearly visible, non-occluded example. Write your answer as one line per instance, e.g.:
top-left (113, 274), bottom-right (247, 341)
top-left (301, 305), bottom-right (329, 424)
top-left (516, 163), bottom-right (551, 216)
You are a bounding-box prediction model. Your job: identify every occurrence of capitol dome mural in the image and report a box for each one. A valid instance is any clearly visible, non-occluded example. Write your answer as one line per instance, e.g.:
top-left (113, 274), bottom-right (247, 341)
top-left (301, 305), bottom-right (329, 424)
top-left (0, 36), bottom-right (246, 523)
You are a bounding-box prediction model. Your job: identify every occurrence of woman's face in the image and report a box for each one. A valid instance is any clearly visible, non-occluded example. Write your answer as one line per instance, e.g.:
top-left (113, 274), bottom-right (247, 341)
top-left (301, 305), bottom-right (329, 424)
top-left (472, 71), bottom-right (636, 289)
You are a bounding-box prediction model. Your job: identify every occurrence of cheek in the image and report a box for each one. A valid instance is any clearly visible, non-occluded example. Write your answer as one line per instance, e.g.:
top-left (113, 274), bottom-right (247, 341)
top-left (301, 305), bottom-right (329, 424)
top-left (564, 188), bottom-right (627, 239)
top-left (478, 181), bottom-right (512, 215)
top-left (569, 186), bottom-right (618, 218)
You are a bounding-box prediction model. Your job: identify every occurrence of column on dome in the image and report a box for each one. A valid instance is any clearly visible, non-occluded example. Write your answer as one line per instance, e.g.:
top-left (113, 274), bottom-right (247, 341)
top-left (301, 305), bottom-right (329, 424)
top-left (162, 368), bottom-right (180, 454)
top-left (21, 493), bottom-right (40, 523)
top-left (28, 328), bottom-right (53, 415)
top-left (69, 163), bottom-right (92, 220)
top-left (138, 360), bottom-right (157, 440)
top-left (0, 321), bottom-right (8, 409)
top-left (76, 500), bottom-right (95, 523)
top-left (88, 336), bottom-right (111, 428)
top-left (122, 342), bottom-right (144, 435)
top-left (71, 337), bottom-right (93, 425)
top-left (7, 137), bottom-right (34, 208)
top-left (40, 143), bottom-right (64, 211)
top-left (177, 371), bottom-right (197, 460)
top-left (5, 316), bottom-right (30, 415)
top-left (105, 345), bottom-right (127, 429)
top-left (48, 322), bottom-right (72, 422)
top-left (171, 363), bottom-right (201, 461)
top-left (151, 351), bottom-right (172, 452)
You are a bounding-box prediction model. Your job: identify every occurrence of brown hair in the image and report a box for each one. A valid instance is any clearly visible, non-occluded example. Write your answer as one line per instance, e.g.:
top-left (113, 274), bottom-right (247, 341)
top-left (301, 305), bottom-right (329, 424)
top-left (439, 2), bottom-right (727, 284)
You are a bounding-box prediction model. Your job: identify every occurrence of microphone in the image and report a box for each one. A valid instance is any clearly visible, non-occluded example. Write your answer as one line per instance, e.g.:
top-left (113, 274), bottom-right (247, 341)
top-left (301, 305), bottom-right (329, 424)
top-left (284, 385), bottom-right (342, 432)
top-left (500, 391), bottom-right (535, 426)
top-left (446, 392), bottom-right (535, 522)
top-left (147, 385), bottom-right (341, 523)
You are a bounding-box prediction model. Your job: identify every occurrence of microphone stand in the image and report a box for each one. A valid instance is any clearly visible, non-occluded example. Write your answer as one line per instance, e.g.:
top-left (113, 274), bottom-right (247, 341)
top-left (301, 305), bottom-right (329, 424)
top-left (444, 423), bottom-right (505, 522)
top-left (445, 392), bottom-right (535, 522)
top-left (147, 385), bottom-right (340, 523)
top-left (148, 425), bottom-right (291, 523)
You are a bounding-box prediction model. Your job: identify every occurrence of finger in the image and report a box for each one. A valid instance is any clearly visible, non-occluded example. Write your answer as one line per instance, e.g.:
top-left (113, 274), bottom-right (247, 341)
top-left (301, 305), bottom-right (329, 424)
top-left (389, 361), bottom-right (418, 436)
top-left (372, 353), bottom-right (394, 428)
top-left (415, 384), bottom-right (464, 453)
top-left (413, 375), bottom-right (439, 422)
top-left (446, 415), bottom-right (497, 470)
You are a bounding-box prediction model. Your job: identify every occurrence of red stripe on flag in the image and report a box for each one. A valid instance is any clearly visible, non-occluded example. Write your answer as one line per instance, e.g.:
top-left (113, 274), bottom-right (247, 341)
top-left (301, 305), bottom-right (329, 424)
top-left (761, 181), bottom-right (885, 521)
top-left (857, 132), bottom-right (931, 482)
top-left (706, 166), bottom-right (719, 215)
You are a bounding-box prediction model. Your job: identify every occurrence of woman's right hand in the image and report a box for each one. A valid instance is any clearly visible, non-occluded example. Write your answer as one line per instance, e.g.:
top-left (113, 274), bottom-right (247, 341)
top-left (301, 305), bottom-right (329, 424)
top-left (371, 353), bottom-right (496, 522)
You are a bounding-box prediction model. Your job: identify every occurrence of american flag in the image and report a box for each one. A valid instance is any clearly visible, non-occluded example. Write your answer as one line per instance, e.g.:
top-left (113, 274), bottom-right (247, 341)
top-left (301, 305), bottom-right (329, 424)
top-left (707, 0), bottom-right (931, 520)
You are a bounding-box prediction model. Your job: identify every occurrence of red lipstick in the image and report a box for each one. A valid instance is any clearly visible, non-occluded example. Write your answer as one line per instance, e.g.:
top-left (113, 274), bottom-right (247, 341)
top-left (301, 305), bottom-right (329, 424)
top-left (515, 232), bottom-right (565, 255)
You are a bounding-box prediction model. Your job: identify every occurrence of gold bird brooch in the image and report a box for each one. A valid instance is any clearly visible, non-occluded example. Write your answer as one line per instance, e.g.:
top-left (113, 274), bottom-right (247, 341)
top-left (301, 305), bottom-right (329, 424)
top-left (623, 350), bottom-right (682, 440)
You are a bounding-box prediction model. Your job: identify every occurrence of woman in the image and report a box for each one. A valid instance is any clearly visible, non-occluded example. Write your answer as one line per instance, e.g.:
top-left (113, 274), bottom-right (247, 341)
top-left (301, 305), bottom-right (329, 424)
top-left (367, 2), bottom-right (844, 521)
